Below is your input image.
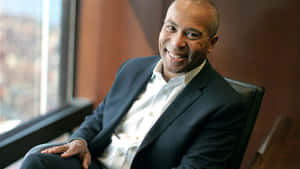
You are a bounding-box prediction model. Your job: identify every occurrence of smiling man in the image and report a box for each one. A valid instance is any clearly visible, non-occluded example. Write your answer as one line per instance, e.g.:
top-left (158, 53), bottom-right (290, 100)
top-left (21, 0), bottom-right (246, 169)
top-left (159, 0), bottom-right (219, 80)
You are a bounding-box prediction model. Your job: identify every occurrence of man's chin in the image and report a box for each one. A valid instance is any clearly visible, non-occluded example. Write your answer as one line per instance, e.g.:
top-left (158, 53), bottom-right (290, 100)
top-left (166, 67), bottom-right (186, 75)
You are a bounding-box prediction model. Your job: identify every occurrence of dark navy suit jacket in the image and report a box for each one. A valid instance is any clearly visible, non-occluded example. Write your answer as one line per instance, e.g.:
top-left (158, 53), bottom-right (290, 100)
top-left (71, 55), bottom-right (246, 169)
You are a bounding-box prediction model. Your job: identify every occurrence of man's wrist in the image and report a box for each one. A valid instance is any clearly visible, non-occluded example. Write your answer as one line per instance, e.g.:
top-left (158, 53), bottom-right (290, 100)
top-left (69, 138), bottom-right (88, 147)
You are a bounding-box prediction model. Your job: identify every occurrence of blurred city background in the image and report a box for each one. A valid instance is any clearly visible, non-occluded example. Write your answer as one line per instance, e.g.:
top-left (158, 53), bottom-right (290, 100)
top-left (0, 0), bottom-right (63, 135)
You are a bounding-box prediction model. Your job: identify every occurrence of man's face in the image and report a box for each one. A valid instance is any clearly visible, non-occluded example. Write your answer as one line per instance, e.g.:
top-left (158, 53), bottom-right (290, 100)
top-left (158, 0), bottom-right (218, 80)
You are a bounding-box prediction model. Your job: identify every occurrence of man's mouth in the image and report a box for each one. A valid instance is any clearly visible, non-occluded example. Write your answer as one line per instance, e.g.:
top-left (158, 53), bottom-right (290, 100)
top-left (167, 50), bottom-right (186, 63)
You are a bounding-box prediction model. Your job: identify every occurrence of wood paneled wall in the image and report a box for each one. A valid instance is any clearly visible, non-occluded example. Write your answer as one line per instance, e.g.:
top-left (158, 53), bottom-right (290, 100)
top-left (75, 0), bottom-right (300, 169)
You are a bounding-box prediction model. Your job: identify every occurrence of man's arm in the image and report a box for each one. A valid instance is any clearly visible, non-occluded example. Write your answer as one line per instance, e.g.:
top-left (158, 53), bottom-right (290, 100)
top-left (70, 101), bottom-right (105, 143)
top-left (69, 59), bottom-right (132, 143)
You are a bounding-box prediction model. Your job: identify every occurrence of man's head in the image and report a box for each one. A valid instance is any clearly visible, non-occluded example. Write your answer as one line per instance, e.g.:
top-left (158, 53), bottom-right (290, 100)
top-left (158, 0), bottom-right (219, 80)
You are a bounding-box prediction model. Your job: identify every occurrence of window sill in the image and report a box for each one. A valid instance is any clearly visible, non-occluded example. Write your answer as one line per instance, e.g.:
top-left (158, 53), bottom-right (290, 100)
top-left (0, 98), bottom-right (93, 168)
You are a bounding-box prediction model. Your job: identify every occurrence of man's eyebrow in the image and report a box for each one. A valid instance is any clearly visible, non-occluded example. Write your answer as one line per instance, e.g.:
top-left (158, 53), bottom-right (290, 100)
top-left (185, 28), bottom-right (203, 35)
top-left (164, 20), bottom-right (204, 36)
top-left (164, 20), bottom-right (177, 26)
top-left (165, 20), bottom-right (203, 34)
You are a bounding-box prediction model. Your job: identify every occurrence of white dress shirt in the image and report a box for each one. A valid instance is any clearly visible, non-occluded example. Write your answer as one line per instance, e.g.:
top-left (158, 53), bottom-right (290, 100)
top-left (98, 59), bottom-right (207, 169)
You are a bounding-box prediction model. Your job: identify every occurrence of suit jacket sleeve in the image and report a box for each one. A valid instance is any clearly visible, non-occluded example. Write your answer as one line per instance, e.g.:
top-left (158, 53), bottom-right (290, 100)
top-left (69, 61), bottom-right (129, 144)
top-left (70, 100), bottom-right (105, 143)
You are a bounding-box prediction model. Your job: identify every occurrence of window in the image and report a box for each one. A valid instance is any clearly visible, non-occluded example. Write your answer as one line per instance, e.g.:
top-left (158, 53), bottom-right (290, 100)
top-left (0, 0), bottom-right (76, 135)
top-left (0, 1), bottom-right (94, 168)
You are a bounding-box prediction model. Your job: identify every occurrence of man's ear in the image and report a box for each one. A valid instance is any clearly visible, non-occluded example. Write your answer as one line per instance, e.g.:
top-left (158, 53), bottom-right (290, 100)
top-left (208, 35), bottom-right (219, 53)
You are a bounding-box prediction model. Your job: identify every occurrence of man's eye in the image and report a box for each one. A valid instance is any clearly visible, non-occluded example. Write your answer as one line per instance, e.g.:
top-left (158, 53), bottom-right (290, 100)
top-left (165, 25), bottom-right (176, 32)
top-left (186, 32), bottom-right (201, 39)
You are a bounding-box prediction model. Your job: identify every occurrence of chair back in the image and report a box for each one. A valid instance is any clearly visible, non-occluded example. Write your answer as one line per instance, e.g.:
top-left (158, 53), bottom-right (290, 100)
top-left (225, 78), bottom-right (265, 169)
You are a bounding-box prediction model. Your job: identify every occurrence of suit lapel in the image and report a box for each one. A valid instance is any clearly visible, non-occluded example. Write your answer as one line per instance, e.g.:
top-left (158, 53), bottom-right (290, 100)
top-left (110, 67), bottom-right (153, 128)
top-left (114, 58), bottom-right (159, 124)
top-left (137, 61), bottom-right (216, 153)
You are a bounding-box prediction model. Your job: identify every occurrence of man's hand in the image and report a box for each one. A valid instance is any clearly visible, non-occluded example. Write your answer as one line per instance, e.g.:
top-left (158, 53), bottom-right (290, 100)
top-left (41, 140), bottom-right (91, 169)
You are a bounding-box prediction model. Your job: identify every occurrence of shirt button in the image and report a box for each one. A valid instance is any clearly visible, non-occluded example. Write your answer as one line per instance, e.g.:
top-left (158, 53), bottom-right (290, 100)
top-left (149, 112), bottom-right (154, 116)
top-left (162, 90), bottom-right (167, 94)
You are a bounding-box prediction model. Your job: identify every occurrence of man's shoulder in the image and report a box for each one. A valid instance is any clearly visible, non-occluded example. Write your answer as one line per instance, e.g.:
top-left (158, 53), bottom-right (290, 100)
top-left (213, 76), bottom-right (247, 106)
top-left (200, 64), bottom-right (245, 104)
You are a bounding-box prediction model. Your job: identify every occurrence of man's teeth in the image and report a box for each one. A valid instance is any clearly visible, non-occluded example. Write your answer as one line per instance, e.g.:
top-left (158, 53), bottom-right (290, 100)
top-left (169, 52), bottom-right (181, 59)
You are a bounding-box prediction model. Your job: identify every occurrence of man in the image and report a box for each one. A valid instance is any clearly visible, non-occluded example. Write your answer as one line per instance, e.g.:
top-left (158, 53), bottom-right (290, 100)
top-left (21, 0), bottom-right (246, 169)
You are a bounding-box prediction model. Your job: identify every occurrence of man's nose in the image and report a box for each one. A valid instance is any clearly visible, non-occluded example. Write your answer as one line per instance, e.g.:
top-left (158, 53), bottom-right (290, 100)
top-left (171, 33), bottom-right (187, 50)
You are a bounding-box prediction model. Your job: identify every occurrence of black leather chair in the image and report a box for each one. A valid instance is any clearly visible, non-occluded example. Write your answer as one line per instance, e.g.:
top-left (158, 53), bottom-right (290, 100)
top-left (225, 78), bottom-right (265, 169)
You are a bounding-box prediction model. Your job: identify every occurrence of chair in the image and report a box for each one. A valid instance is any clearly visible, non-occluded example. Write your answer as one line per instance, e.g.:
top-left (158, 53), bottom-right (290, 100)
top-left (224, 78), bottom-right (265, 169)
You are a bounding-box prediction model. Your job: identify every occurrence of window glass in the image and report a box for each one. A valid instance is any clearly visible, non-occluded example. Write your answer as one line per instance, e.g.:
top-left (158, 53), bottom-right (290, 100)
top-left (0, 0), bottom-right (72, 134)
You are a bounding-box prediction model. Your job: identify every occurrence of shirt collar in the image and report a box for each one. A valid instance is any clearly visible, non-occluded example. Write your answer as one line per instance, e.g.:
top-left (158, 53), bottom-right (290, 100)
top-left (152, 59), bottom-right (207, 85)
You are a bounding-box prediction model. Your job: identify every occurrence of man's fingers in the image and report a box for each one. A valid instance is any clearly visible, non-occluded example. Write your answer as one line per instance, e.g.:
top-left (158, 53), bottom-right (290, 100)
top-left (40, 140), bottom-right (91, 168)
top-left (60, 139), bottom-right (89, 158)
top-left (41, 145), bottom-right (67, 154)
top-left (81, 152), bottom-right (91, 169)
top-left (60, 147), bottom-right (77, 158)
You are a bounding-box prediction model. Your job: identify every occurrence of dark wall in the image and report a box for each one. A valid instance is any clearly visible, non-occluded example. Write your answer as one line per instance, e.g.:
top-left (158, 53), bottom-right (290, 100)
top-left (75, 0), bottom-right (300, 169)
